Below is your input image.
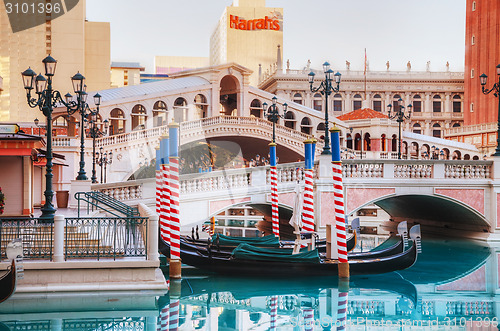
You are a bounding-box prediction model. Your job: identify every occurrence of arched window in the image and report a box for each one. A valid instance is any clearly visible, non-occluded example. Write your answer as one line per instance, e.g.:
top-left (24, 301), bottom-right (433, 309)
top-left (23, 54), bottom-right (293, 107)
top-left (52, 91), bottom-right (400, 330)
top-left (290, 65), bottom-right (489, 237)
top-left (131, 104), bottom-right (147, 130)
top-left (250, 99), bottom-right (262, 118)
top-left (381, 134), bottom-right (386, 152)
top-left (333, 93), bottom-right (342, 112)
top-left (284, 111), bottom-right (296, 129)
top-left (372, 94), bottom-right (382, 111)
top-left (472, 1), bottom-right (476, 11)
top-left (432, 123), bottom-right (441, 138)
top-left (413, 123), bottom-right (421, 134)
top-left (293, 93), bottom-right (302, 105)
top-left (412, 95), bottom-right (422, 112)
top-left (353, 94), bottom-right (362, 110)
top-left (300, 117), bottom-right (312, 134)
top-left (110, 108), bottom-right (125, 135)
top-left (432, 95), bottom-right (442, 113)
top-left (363, 132), bottom-right (371, 151)
top-left (153, 101), bottom-right (168, 127)
top-left (346, 133), bottom-right (353, 150)
top-left (313, 93), bottom-right (322, 111)
top-left (452, 122), bottom-right (461, 128)
top-left (452, 94), bottom-right (462, 113)
top-left (194, 94), bottom-right (208, 119)
top-left (316, 122), bottom-right (325, 139)
top-left (174, 97), bottom-right (188, 122)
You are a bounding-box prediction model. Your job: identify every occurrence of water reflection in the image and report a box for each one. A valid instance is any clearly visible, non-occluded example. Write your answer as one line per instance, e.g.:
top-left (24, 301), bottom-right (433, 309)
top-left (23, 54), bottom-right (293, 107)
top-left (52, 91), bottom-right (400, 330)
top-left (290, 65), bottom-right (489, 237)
top-left (0, 238), bottom-right (497, 330)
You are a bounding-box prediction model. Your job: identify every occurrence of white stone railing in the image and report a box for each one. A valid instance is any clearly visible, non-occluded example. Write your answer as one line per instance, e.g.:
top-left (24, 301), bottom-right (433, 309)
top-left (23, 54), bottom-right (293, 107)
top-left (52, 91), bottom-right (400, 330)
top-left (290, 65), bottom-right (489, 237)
top-left (53, 136), bottom-right (77, 147)
top-left (180, 167), bottom-right (251, 194)
top-left (266, 162), bottom-right (307, 184)
top-left (341, 160), bottom-right (493, 180)
top-left (92, 181), bottom-right (144, 200)
top-left (96, 126), bottom-right (168, 148)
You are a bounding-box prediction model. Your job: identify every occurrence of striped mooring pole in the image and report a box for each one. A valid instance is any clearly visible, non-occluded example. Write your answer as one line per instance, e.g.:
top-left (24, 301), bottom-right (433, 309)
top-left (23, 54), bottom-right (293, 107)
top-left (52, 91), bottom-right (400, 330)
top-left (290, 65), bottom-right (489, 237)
top-left (330, 126), bottom-right (349, 278)
top-left (302, 138), bottom-right (315, 232)
top-left (159, 135), bottom-right (171, 245)
top-left (168, 123), bottom-right (182, 279)
top-left (269, 142), bottom-right (280, 238)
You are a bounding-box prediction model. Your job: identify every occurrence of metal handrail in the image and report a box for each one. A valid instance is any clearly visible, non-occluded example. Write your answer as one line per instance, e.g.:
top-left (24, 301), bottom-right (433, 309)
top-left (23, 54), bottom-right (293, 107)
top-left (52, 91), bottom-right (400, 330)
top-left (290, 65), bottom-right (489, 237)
top-left (74, 191), bottom-right (139, 218)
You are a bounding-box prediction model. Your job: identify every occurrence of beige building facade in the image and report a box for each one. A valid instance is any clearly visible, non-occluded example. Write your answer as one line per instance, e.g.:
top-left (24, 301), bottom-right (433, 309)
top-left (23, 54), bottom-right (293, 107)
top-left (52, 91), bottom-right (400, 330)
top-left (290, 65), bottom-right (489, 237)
top-left (210, 0), bottom-right (283, 86)
top-left (0, 0), bottom-right (110, 126)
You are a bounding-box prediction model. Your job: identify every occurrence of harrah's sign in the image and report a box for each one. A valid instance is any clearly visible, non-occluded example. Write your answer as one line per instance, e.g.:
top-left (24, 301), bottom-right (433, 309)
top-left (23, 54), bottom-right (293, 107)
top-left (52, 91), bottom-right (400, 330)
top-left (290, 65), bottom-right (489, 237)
top-left (230, 15), bottom-right (280, 31)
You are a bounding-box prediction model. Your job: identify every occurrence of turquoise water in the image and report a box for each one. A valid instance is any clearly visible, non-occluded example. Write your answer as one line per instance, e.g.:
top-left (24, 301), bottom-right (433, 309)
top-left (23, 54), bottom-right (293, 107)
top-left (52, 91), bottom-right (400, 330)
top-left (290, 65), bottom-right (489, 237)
top-left (0, 238), bottom-right (498, 330)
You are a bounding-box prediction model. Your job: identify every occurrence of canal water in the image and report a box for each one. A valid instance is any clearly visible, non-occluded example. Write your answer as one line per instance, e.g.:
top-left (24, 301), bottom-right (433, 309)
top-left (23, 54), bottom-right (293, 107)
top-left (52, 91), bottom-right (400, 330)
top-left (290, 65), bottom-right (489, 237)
top-left (0, 237), bottom-right (498, 330)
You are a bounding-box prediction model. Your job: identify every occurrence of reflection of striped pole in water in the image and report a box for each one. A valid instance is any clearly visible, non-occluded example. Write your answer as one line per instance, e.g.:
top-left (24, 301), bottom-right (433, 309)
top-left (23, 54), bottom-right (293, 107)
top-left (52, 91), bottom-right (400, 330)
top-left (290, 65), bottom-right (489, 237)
top-left (169, 124), bottom-right (181, 261)
top-left (303, 308), bottom-right (314, 331)
top-left (159, 305), bottom-right (169, 331)
top-left (269, 295), bottom-right (278, 330)
top-left (269, 142), bottom-right (279, 237)
top-left (159, 136), bottom-right (171, 244)
top-left (302, 139), bottom-right (315, 232)
top-left (331, 127), bottom-right (349, 278)
top-left (168, 299), bottom-right (179, 331)
top-left (155, 147), bottom-right (161, 216)
top-left (337, 285), bottom-right (349, 331)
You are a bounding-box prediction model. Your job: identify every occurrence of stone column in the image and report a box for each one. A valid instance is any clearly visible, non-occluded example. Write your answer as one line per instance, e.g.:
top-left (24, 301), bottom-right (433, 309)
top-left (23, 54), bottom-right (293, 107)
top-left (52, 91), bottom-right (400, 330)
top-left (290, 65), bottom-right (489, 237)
top-left (148, 214), bottom-right (159, 261)
top-left (53, 215), bottom-right (65, 262)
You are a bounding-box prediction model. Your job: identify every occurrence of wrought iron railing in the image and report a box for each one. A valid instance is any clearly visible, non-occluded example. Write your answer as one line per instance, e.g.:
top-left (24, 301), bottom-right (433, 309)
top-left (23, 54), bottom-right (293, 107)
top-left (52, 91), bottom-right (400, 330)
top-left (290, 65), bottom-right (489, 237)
top-left (64, 217), bottom-right (148, 260)
top-left (75, 191), bottom-right (140, 218)
top-left (0, 218), bottom-right (53, 260)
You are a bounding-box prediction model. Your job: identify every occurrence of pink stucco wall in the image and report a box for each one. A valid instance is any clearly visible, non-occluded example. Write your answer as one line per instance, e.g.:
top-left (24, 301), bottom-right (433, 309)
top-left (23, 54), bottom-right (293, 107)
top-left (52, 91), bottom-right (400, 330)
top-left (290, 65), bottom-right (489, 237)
top-left (345, 188), bottom-right (396, 214)
top-left (209, 197), bottom-right (251, 214)
top-left (435, 189), bottom-right (484, 215)
top-left (437, 265), bottom-right (486, 291)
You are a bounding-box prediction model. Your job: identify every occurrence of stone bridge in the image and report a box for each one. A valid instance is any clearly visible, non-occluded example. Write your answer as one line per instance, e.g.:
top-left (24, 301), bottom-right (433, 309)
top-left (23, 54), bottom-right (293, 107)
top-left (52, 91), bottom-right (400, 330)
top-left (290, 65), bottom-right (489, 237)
top-left (90, 157), bottom-right (500, 240)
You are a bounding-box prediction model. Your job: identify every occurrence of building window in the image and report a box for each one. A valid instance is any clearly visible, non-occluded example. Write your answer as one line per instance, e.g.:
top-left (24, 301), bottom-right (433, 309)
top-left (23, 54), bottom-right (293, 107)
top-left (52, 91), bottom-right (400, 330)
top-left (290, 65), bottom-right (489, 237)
top-left (333, 94), bottom-right (342, 112)
top-left (353, 94), bottom-right (362, 110)
top-left (413, 95), bottom-right (422, 112)
top-left (432, 123), bottom-right (441, 138)
top-left (250, 99), bottom-right (262, 118)
top-left (300, 117), bottom-right (312, 134)
top-left (433, 95), bottom-right (442, 112)
top-left (284, 111), bottom-right (296, 129)
top-left (194, 94), bottom-right (208, 118)
top-left (373, 94), bottom-right (382, 111)
top-left (153, 101), bottom-right (168, 127)
top-left (470, 102), bottom-right (474, 112)
top-left (313, 93), bottom-right (322, 111)
top-left (472, 1), bottom-right (476, 11)
top-left (472, 35), bottom-right (475, 45)
top-left (471, 68), bottom-right (475, 78)
top-left (452, 95), bottom-right (462, 113)
top-left (413, 123), bottom-right (421, 134)
top-left (131, 104), bottom-right (147, 130)
top-left (293, 93), bottom-right (302, 105)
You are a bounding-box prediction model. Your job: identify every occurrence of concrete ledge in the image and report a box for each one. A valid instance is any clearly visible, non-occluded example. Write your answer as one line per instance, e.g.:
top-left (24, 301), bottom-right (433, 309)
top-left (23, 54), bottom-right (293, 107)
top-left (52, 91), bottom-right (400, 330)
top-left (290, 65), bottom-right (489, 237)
top-left (0, 259), bottom-right (159, 270)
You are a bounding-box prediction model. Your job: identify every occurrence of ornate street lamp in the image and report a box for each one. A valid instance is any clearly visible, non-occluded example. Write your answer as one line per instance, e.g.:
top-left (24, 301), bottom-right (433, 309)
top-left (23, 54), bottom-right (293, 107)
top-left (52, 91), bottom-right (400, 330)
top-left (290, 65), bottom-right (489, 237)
top-left (387, 98), bottom-right (412, 159)
top-left (480, 64), bottom-right (500, 156)
top-left (21, 55), bottom-right (77, 221)
top-left (308, 62), bottom-right (341, 155)
top-left (262, 96), bottom-right (288, 143)
top-left (96, 147), bottom-right (113, 183)
top-left (87, 94), bottom-right (108, 183)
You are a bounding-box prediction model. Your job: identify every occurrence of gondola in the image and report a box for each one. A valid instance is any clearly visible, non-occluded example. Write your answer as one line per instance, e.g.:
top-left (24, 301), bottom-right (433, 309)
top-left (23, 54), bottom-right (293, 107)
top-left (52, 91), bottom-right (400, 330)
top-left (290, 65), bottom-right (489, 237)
top-left (0, 259), bottom-right (17, 304)
top-left (159, 227), bottom-right (420, 276)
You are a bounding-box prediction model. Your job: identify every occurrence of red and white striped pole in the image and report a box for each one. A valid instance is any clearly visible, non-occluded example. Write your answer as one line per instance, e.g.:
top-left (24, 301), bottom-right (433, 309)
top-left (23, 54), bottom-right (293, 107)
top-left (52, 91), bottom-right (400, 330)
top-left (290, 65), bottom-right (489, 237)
top-left (159, 304), bottom-right (169, 331)
top-left (155, 146), bottom-right (161, 218)
top-left (302, 138), bottom-right (315, 232)
top-left (169, 123), bottom-right (182, 279)
top-left (269, 295), bottom-right (278, 330)
top-left (159, 136), bottom-right (171, 244)
top-left (336, 280), bottom-right (349, 331)
top-left (168, 298), bottom-right (179, 331)
top-left (331, 126), bottom-right (349, 278)
top-left (303, 308), bottom-right (314, 331)
top-left (269, 142), bottom-right (280, 238)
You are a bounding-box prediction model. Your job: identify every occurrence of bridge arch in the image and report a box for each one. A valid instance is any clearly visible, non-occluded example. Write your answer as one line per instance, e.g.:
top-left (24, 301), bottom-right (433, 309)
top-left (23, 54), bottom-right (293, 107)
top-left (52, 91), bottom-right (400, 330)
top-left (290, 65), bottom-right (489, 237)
top-left (348, 193), bottom-right (490, 234)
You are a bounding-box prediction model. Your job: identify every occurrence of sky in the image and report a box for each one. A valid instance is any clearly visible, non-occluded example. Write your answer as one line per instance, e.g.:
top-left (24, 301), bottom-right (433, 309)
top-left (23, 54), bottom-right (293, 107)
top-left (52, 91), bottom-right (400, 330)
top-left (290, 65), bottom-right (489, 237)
top-left (85, 0), bottom-right (466, 74)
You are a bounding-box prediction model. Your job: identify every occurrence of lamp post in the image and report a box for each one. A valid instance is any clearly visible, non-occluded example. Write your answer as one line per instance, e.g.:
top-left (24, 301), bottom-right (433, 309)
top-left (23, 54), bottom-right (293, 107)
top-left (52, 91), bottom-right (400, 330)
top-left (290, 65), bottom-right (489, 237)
top-left (21, 55), bottom-right (86, 221)
top-left (308, 62), bottom-right (342, 155)
top-left (480, 64), bottom-right (500, 156)
top-left (387, 98), bottom-right (412, 159)
top-left (87, 95), bottom-right (108, 183)
top-left (262, 96), bottom-right (288, 143)
top-left (96, 147), bottom-right (113, 183)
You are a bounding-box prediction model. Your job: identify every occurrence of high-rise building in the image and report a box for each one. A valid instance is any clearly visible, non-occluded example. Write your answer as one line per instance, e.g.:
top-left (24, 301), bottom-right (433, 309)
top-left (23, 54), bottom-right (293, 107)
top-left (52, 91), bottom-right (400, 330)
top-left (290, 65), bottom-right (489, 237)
top-left (449, 0), bottom-right (500, 153)
top-left (0, 0), bottom-right (110, 125)
top-left (210, 0), bottom-right (283, 86)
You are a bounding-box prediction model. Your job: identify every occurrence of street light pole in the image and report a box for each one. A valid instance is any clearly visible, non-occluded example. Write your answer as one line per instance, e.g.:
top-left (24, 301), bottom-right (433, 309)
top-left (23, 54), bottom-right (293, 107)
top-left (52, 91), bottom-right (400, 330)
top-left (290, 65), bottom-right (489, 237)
top-left (387, 98), bottom-right (412, 159)
top-left (262, 96), bottom-right (288, 143)
top-left (480, 64), bottom-right (500, 156)
top-left (87, 94), bottom-right (108, 183)
top-left (308, 62), bottom-right (342, 155)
